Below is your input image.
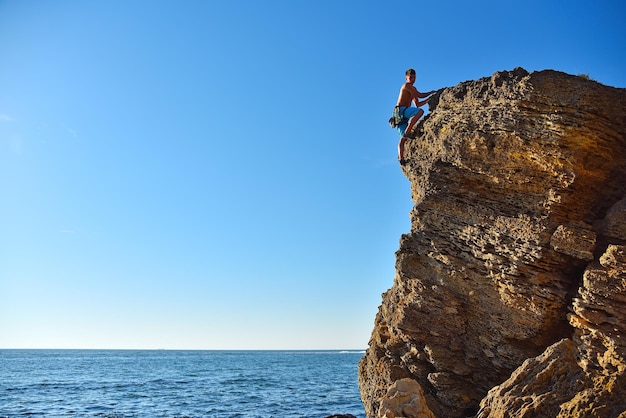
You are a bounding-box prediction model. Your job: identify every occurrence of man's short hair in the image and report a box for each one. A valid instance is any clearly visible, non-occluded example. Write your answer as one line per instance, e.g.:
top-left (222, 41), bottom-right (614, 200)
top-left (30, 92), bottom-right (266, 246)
top-left (406, 68), bottom-right (416, 76)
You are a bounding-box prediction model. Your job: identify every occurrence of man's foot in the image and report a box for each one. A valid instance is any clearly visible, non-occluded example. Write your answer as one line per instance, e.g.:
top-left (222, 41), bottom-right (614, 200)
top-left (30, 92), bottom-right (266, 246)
top-left (403, 131), bottom-right (416, 140)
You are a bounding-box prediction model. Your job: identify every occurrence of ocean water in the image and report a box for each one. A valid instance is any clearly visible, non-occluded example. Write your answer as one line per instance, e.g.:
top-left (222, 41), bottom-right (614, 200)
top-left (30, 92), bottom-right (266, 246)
top-left (0, 350), bottom-right (365, 417)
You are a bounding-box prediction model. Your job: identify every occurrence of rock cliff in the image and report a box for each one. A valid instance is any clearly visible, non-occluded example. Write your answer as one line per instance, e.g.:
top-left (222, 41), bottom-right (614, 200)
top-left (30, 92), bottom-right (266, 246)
top-left (359, 68), bottom-right (626, 418)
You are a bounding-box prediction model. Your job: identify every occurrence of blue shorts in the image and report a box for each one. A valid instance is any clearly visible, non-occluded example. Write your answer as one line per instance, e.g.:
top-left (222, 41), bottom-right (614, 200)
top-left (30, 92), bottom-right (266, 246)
top-left (396, 106), bottom-right (423, 136)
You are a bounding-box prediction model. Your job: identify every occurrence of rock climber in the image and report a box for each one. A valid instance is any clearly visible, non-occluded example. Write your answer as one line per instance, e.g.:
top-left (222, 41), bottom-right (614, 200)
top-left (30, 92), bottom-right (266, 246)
top-left (395, 68), bottom-right (436, 165)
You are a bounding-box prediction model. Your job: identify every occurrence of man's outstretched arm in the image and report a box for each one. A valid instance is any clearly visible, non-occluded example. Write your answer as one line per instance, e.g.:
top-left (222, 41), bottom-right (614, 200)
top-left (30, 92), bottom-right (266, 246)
top-left (411, 97), bottom-right (432, 108)
top-left (416, 89), bottom-right (436, 99)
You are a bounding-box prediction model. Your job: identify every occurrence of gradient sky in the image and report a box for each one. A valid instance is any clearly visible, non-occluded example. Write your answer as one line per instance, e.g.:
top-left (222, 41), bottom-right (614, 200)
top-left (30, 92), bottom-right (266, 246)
top-left (1, 0), bottom-right (625, 350)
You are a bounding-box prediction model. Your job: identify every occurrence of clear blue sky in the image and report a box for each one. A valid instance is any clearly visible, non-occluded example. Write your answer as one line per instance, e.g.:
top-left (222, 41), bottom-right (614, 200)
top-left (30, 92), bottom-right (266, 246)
top-left (1, 0), bottom-right (625, 350)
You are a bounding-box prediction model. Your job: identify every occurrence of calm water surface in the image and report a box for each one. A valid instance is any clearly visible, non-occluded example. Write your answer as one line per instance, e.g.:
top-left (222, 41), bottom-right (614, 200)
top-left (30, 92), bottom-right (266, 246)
top-left (0, 350), bottom-right (365, 417)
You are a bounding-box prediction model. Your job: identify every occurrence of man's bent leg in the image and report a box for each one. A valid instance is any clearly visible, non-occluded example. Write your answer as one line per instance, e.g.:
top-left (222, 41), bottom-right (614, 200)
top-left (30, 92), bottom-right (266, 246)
top-left (405, 108), bottom-right (424, 137)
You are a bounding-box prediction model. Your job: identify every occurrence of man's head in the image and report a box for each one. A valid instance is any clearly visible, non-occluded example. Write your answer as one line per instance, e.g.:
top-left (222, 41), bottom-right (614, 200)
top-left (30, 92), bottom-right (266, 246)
top-left (405, 68), bottom-right (416, 84)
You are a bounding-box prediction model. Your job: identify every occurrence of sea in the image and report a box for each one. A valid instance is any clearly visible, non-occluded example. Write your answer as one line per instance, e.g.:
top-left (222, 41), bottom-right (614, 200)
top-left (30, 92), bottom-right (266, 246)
top-left (0, 349), bottom-right (366, 418)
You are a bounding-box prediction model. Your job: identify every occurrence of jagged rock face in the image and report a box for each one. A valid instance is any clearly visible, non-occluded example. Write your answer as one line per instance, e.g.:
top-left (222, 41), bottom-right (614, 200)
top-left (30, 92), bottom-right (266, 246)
top-left (359, 69), bottom-right (626, 418)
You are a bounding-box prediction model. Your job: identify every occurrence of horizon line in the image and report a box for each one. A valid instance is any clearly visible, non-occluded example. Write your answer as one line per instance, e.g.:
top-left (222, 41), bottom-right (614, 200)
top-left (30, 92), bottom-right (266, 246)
top-left (0, 347), bottom-right (367, 351)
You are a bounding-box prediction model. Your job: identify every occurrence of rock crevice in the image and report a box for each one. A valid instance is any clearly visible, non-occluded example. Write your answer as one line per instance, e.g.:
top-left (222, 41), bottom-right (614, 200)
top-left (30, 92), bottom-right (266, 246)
top-left (359, 69), bottom-right (626, 417)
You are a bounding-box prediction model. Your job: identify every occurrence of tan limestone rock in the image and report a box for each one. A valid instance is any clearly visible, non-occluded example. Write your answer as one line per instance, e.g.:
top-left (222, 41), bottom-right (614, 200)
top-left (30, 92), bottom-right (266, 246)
top-left (378, 378), bottom-right (435, 418)
top-left (550, 223), bottom-right (596, 261)
top-left (359, 69), bottom-right (626, 417)
top-left (476, 338), bottom-right (584, 418)
top-left (601, 197), bottom-right (626, 241)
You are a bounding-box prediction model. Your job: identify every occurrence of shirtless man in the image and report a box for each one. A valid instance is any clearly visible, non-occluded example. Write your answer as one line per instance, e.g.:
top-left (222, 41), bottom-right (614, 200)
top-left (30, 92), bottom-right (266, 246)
top-left (396, 68), bottom-right (435, 164)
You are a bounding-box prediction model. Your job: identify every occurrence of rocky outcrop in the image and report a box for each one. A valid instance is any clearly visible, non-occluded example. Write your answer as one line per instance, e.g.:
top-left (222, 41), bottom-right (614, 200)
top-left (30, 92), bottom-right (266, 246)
top-left (359, 68), bottom-right (626, 417)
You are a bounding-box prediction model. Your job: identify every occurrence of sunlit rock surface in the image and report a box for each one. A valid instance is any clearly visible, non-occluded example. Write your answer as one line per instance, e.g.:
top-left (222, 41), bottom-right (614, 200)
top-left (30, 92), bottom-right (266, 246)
top-left (359, 69), bottom-right (626, 417)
